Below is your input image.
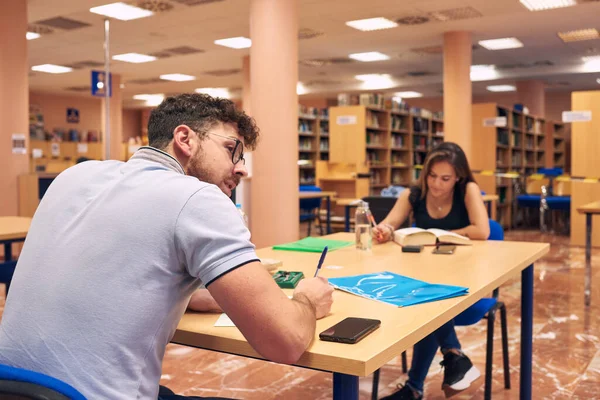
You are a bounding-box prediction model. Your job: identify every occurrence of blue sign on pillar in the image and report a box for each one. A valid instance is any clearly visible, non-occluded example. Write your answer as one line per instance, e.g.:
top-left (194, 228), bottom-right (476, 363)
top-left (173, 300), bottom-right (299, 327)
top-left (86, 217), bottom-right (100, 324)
top-left (91, 70), bottom-right (112, 97)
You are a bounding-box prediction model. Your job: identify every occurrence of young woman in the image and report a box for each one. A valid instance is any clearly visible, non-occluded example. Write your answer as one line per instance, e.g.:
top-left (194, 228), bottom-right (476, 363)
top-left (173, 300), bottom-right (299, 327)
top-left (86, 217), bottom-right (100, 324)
top-left (373, 142), bottom-right (490, 400)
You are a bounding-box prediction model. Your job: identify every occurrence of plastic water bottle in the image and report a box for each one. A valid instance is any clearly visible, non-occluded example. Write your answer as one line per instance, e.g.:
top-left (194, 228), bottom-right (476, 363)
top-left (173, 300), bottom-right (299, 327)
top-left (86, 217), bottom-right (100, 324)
top-left (236, 204), bottom-right (248, 227)
top-left (355, 201), bottom-right (372, 250)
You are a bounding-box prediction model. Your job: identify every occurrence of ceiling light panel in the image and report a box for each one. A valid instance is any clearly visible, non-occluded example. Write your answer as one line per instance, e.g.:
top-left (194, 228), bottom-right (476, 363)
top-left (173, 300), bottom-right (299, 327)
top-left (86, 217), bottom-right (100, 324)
top-left (26, 32), bottom-right (40, 40)
top-left (471, 65), bottom-right (498, 81)
top-left (214, 37), bottom-right (251, 49)
top-left (31, 64), bottom-right (73, 74)
top-left (345, 17), bottom-right (398, 32)
top-left (487, 85), bottom-right (517, 92)
top-left (557, 28), bottom-right (600, 42)
top-left (479, 37), bottom-right (524, 50)
top-left (195, 87), bottom-right (231, 98)
top-left (348, 52), bottom-right (390, 62)
top-left (159, 73), bottom-right (196, 81)
top-left (395, 91), bottom-right (423, 98)
top-left (112, 53), bottom-right (157, 63)
top-left (90, 2), bottom-right (154, 21)
top-left (519, 0), bottom-right (576, 11)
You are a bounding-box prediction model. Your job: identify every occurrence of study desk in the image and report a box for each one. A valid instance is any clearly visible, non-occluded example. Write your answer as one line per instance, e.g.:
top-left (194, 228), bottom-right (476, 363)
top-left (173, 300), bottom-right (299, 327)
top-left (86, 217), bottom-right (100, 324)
top-left (0, 217), bottom-right (32, 293)
top-left (173, 233), bottom-right (549, 400)
top-left (299, 191), bottom-right (337, 234)
top-left (339, 195), bottom-right (500, 232)
top-left (577, 200), bottom-right (600, 306)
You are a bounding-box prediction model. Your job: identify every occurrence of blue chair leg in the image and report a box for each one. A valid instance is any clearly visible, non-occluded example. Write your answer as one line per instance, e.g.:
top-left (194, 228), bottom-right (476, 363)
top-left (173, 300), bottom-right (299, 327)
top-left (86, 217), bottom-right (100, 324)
top-left (307, 219), bottom-right (312, 237)
top-left (500, 303), bottom-right (511, 389)
top-left (402, 351), bottom-right (407, 373)
top-left (371, 369), bottom-right (380, 400)
top-left (485, 311), bottom-right (495, 400)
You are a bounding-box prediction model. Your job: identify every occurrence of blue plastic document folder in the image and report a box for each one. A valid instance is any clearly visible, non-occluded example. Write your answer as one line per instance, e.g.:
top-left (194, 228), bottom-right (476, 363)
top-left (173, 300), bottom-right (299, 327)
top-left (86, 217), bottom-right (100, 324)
top-left (328, 272), bottom-right (469, 307)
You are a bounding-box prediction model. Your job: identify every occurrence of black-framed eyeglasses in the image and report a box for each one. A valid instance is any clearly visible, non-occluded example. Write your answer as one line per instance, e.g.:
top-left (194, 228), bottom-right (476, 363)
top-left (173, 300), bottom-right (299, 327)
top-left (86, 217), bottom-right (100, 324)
top-left (207, 132), bottom-right (245, 165)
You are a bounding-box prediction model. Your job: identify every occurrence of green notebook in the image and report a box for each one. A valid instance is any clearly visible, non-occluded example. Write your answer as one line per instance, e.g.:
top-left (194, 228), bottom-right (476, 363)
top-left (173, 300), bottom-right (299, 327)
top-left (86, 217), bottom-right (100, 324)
top-left (272, 237), bottom-right (353, 253)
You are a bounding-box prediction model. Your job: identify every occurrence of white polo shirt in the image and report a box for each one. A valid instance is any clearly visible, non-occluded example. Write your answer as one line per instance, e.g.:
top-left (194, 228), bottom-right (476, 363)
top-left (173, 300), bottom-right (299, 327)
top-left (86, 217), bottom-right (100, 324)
top-left (0, 147), bottom-right (258, 399)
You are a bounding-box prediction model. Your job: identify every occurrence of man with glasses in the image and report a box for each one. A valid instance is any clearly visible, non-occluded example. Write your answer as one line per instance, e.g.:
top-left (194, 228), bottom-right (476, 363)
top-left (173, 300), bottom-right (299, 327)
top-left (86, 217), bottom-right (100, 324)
top-left (0, 93), bottom-right (334, 400)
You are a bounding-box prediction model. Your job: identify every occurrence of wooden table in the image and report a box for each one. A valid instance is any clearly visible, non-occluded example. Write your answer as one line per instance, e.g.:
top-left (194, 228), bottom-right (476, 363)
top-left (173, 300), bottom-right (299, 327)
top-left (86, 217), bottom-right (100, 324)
top-left (0, 217), bottom-right (32, 293)
top-left (577, 201), bottom-right (600, 306)
top-left (299, 191), bottom-right (337, 234)
top-left (173, 233), bottom-right (549, 400)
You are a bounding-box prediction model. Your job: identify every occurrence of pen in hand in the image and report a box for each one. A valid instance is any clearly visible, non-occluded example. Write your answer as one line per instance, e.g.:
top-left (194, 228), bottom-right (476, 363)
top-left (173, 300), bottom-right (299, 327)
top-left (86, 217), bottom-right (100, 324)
top-left (314, 246), bottom-right (328, 277)
top-left (368, 214), bottom-right (382, 241)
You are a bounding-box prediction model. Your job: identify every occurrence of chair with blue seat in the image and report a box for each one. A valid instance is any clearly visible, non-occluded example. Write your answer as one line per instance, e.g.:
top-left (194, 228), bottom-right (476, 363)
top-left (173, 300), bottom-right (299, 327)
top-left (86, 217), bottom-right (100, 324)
top-left (299, 185), bottom-right (324, 237)
top-left (515, 175), bottom-right (549, 231)
top-left (544, 178), bottom-right (571, 234)
top-left (371, 220), bottom-right (509, 400)
top-left (0, 364), bottom-right (86, 400)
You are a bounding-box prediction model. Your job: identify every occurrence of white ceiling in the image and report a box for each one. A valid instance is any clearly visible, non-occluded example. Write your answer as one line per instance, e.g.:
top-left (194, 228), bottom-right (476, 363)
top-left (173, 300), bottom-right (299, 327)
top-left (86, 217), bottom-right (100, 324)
top-left (26, 0), bottom-right (600, 108)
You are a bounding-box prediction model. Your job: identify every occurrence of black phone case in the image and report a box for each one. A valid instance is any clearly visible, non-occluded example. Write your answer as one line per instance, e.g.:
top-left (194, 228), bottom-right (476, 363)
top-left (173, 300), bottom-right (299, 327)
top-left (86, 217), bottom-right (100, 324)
top-left (402, 245), bottom-right (423, 253)
top-left (319, 317), bottom-right (381, 344)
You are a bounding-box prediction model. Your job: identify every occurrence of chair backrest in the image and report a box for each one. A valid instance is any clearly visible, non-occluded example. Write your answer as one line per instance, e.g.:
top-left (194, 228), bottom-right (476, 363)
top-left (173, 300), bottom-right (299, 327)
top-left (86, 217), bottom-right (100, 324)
top-left (525, 176), bottom-right (549, 195)
top-left (488, 219), bottom-right (504, 241)
top-left (361, 196), bottom-right (398, 224)
top-left (299, 185), bottom-right (322, 211)
top-left (553, 179), bottom-right (571, 196)
top-left (538, 167), bottom-right (563, 177)
top-left (0, 364), bottom-right (86, 400)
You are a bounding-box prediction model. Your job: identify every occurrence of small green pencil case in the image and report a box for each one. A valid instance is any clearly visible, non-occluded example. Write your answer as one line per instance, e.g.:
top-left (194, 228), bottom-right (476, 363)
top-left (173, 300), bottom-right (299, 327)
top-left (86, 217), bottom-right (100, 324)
top-left (273, 271), bottom-right (304, 289)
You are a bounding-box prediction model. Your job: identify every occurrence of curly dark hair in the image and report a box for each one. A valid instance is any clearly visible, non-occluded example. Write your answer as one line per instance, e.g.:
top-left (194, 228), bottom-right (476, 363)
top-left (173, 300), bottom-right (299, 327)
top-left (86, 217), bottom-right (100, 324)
top-left (147, 93), bottom-right (259, 150)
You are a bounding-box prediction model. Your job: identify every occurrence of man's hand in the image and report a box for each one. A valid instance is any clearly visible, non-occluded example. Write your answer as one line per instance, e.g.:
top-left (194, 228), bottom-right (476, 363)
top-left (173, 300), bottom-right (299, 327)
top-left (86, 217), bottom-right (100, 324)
top-left (293, 277), bottom-right (334, 319)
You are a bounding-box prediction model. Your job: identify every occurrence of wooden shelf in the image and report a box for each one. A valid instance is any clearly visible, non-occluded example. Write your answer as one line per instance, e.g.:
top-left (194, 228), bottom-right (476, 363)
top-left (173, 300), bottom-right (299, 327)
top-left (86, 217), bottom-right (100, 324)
top-left (370, 183), bottom-right (388, 188)
top-left (366, 126), bottom-right (388, 132)
top-left (369, 164), bottom-right (389, 169)
top-left (299, 132), bottom-right (315, 137)
top-left (391, 147), bottom-right (409, 151)
top-left (391, 129), bottom-right (409, 134)
top-left (299, 149), bottom-right (317, 153)
top-left (497, 144), bottom-right (509, 149)
top-left (391, 164), bottom-right (410, 169)
top-left (366, 145), bottom-right (388, 150)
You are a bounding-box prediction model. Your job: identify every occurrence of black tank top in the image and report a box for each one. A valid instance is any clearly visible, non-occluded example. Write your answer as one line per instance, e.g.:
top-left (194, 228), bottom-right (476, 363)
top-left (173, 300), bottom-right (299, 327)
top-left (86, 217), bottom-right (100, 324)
top-left (409, 186), bottom-right (470, 230)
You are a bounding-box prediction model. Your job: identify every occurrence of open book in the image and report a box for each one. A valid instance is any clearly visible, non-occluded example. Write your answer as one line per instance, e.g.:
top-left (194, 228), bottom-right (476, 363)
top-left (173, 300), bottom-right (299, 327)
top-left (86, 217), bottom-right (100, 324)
top-left (393, 228), bottom-right (470, 246)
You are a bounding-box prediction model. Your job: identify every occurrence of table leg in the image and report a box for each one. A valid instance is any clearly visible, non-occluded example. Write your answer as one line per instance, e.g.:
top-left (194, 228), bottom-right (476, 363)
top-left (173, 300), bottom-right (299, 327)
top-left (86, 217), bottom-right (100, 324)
top-left (520, 264), bottom-right (533, 400)
top-left (326, 196), bottom-right (332, 234)
top-left (345, 205), bottom-right (351, 232)
top-left (4, 242), bottom-right (12, 262)
top-left (585, 214), bottom-right (592, 307)
top-left (333, 372), bottom-right (358, 400)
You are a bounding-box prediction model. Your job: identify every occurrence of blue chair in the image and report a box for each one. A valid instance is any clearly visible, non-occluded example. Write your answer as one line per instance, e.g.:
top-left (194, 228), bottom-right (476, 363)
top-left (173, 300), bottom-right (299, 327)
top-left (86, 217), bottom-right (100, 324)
top-left (544, 179), bottom-right (571, 234)
top-left (515, 175), bottom-right (549, 230)
top-left (371, 220), bottom-right (509, 400)
top-left (299, 185), bottom-right (323, 236)
top-left (0, 364), bottom-right (86, 399)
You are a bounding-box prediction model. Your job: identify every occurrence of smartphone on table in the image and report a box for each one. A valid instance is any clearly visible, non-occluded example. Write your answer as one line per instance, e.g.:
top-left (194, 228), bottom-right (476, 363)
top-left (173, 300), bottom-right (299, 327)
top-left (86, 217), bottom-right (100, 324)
top-left (432, 244), bottom-right (456, 254)
top-left (319, 317), bottom-right (381, 344)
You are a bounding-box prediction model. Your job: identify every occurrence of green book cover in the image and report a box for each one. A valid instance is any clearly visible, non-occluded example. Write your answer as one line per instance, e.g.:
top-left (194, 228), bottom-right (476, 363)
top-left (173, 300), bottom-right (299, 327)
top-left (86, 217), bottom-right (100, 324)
top-left (272, 237), bottom-right (353, 253)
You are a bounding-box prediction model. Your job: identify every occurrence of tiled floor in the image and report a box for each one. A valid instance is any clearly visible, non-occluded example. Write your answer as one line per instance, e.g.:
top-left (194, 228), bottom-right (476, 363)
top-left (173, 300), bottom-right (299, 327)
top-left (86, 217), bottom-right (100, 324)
top-left (2, 229), bottom-right (599, 399)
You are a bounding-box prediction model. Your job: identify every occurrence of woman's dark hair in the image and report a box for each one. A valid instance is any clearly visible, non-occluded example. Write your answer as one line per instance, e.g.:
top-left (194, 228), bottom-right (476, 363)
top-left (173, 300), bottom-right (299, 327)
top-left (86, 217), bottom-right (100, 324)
top-left (147, 93), bottom-right (259, 150)
top-left (410, 142), bottom-right (476, 204)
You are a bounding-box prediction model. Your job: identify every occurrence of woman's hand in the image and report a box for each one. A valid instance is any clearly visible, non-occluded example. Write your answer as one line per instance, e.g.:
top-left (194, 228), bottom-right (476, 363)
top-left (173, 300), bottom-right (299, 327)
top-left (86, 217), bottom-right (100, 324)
top-left (372, 223), bottom-right (394, 243)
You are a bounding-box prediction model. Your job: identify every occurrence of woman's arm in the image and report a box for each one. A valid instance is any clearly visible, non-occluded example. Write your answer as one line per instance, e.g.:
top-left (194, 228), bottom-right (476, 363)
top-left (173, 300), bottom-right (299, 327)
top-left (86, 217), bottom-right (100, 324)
top-left (372, 189), bottom-right (413, 242)
top-left (452, 182), bottom-right (490, 240)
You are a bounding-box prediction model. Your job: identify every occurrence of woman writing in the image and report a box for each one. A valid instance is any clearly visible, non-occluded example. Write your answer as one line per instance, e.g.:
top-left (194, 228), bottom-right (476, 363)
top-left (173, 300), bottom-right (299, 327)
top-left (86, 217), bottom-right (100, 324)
top-left (374, 142), bottom-right (489, 400)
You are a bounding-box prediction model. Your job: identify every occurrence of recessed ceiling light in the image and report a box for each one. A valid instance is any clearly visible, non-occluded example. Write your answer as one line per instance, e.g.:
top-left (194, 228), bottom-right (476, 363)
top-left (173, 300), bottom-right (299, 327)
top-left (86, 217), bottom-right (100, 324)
top-left (558, 28), bottom-right (600, 43)
top-left (348, 51), bottom-right (391, 62)
top-left (159, 73), bottom-right (196, 82)
top-left (519, 0), bottom-right (576, 11)
top-left (133, 94), bottom-right (164, 106)
top-left (355, 74), bottom-right (395, 90)
top-left (195, 88), bottom-right (231, 98)
top-left (487, 85), bottom-right (517, 92)
top-left (214, 37), bottom-right (251, 49)
top-left (26, 32), bottom-right (40, 40)
top-left (583, 56), bottom-right (600, 72)
top-left (478, 38), bottom-right (524, 50)
top-left (297, 82), bottom-right (307, 95)
top-left (31, 64), bottom-right (73, 74)
top-left (345, 17), bottom-right (398, 32)
top-left (112, 53), bottom-right (157, 63)
top-left (471, 65), bottom-right (497, 82)
top-left (394, 91), bottom-right (423, 98)
top-left (90, 2), bottom-right (153, 21)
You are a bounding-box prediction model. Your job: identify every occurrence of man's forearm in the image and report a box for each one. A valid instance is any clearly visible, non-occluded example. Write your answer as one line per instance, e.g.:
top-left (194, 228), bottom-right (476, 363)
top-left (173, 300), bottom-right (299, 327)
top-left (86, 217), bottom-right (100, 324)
top-left (187, 289), bottom-right (222, 312)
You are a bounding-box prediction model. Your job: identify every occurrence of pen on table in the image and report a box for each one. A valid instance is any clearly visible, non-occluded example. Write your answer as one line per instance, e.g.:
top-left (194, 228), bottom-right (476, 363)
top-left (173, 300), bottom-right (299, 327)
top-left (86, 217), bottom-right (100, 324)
top-left (314, 246), bottom-right (328, 278)
top-left (368, 214), bottom-right (382, 241)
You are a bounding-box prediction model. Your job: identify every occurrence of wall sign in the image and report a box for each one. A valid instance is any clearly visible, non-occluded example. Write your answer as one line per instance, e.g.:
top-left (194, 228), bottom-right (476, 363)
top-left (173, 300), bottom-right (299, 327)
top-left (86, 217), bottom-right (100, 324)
top-left (562, 111), bottom-right (592, 123)
top-left (67, 108), bottom-right (80, 123)
top-left (91, 70), bottom-right (112, 97)
top-left (483, 117), bottom-right (507, 127)
top-left (336, 115), bottom-right (357, 125)
top-left (11, 133), bottom-right (26, 155)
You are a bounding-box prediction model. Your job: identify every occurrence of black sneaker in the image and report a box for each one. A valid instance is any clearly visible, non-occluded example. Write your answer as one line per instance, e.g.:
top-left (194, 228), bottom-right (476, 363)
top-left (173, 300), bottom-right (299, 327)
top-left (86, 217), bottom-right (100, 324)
top-left (380, 383), bottom-right (423, 400)
top-left (440, 351), bottom-right (481, 394)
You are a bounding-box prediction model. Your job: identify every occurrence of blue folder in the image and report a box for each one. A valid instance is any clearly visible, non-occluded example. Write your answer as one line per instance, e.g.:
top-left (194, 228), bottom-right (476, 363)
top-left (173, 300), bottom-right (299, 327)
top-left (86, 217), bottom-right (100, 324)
top-left (328, 272), bottom-right (469, 307)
